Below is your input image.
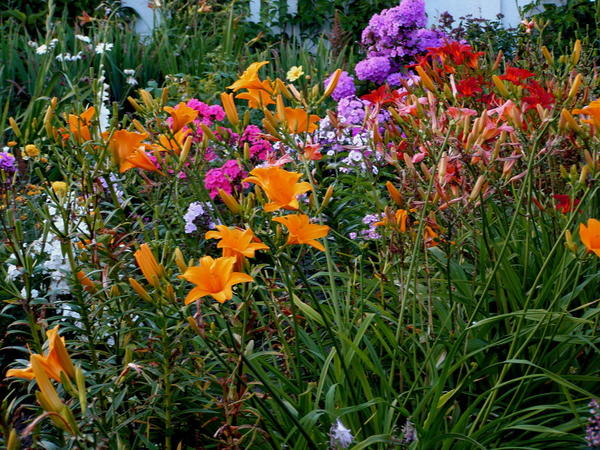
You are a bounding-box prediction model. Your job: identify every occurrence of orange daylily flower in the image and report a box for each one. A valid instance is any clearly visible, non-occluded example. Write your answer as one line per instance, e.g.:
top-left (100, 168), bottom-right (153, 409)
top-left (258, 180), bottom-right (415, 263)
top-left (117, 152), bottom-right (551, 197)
top-left (155, 128), bottom-right (191, 155)
top-left (375, 209), bottom-right (411, 232)
top-left (236, 80), bottom-right (275, 108)
top-left (6, 326), bottom-right (76, 383)
top-left (180, 256), bottom-right (254, 304)
top-left (573, 100), bottom-right (600, 129)
top-left (579, 218), bottom-right (600, 257)
top-left (227, 61), bottom-right (269, 91)
top-left (282, 107), bottom-right (320, 134)
top-left (104, 129), bottom-right (159, 173)
top-left (164, 102), bottom-right (198, 132)
top-left (272, 214), bottom-right (330, 251)
top-left (134, 243), bottom-right (165, 287)
top-left (302, 143), bottom-right (322, 161)
top-left (243, 166), bottom-right (312, 212)
top-left (68, 106), bottom-right (95, 143)
top-left (205, 225), bottom-right (269, 268)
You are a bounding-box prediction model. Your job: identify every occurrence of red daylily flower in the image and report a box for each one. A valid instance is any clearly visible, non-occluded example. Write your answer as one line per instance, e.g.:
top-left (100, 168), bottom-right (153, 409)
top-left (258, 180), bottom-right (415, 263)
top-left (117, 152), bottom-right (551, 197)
top-left (553, 194), bottom-right (580, 214)
top-left (498, 66), bottom-right (535, 85)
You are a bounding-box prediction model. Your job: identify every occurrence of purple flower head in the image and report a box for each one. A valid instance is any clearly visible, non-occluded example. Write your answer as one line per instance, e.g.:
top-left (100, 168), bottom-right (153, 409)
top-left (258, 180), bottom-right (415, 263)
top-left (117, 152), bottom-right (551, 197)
top-left (183, 201), bottom-right (215, 233)
top-left (355, 57), bottom-right (391, 84)
top-left (337, 96), bottom-right (368, 125)
top-left (325, 71), bottom-right (356, 101)
top-left (356, 0), bottom-right (446, 84)
top-left (0, 152), bottom-right (17, 174)
top-left (587, 399), bottom-right (600, 448)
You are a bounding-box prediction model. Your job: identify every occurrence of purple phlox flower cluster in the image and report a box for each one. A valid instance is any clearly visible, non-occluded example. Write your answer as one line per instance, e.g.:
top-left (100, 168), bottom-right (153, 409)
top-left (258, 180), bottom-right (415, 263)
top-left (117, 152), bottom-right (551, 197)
top-left (241, 125), bottom-right (273, 161)
top-left (401, 418), bottom-right (417, 444)
top-left (325, 71), bottom-right (356, 101)
top-left (99, 174), bottom-right (124, 204)
top-left (353, 214), bottom-right (382, 240)
top-left (183, 201), bottom-right (215, 234)
top-left (204, 159), bottom-right (247, 199)
top-left (337, 96), bottom-right (369, 126)
top-left (355, 57), bottom-right (391, 85)
top-left (0, 151), bottom-right (17, 174)
top-left (586, 399), bottom-right (600, 448)
top-left (356, 0), bottom-right (445, 83)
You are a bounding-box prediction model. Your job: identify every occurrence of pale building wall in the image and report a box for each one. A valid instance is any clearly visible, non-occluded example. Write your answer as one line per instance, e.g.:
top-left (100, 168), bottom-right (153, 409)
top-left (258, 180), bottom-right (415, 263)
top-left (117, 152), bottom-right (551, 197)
top-left (424, 0), bottom-right (565, 27)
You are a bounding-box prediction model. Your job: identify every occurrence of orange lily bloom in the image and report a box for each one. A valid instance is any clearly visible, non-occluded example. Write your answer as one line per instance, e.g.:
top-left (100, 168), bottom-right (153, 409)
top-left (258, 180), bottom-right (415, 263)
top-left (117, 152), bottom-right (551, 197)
top-left (6, 326), bottom-right (76, 383)
top-left (180, 256), bottom-right (254, 304)
top-left (375, 209), bottom-right (410, 232)
top-left (302, 143), bottom-right (323, 161)
top-left (68, 106), bottom-right (95, 143)
top-left (273, 214), bottom-right (330, 251)
top-left (236, 80), bottom-right (275, 108)
top-left (220, 92), bottom-right (239, 126)
top-left (227, 61), bottom-right (269, 91)
top-left (282, 107), bottom-right (320, 134)
top-left (104, 130), bottom-right (159, 173)
top-left (243, 166), bottom-right (312, 212)
top-left (155, 128), bottom-right (191, 155)
top-left (205, 225), bottom-right (269, 268)
top-left (573, 100), bottom-right (600, 129)
top-left (134, 243), bottom-right (165, 287)
top-left (579, 218), bottom-right (600, 257)
top-left (164, 102), bottom-right (198, 132)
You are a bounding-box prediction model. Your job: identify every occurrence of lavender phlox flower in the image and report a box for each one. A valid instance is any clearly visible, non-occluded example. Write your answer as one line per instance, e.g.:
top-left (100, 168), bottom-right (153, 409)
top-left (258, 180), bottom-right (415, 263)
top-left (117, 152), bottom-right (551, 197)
top-left (184, 201), bottom-right (215, 234)
top-left (401, 418), bottom-right (417, 444)
top-left (587, 399), bottom-right (600, 448)
top-left (0, 152), bottom-right (17, 174)
top-left (325, 71), bottom-right (356, 101)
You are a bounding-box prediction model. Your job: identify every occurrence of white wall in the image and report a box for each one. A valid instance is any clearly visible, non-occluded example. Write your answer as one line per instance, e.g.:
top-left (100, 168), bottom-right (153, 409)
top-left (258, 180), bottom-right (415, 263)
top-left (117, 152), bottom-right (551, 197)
top-left (425, 0), bottom-right (566, 28)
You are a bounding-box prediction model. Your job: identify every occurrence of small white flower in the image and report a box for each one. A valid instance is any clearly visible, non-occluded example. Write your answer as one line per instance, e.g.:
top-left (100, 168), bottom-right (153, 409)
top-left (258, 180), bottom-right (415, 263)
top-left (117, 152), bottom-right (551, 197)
top-left (329, 419), bottom-right (353, 449)
top-left (124, 68), bottom-right (136, 76)
top-left (28, 40), bottom-right (38, 49)
top-left (56, 52), bottom-right (71, 62)
top-left (348, 149), bottom-right (363, 162)
top-left (126, 76), bottom-right (138, 86)
top-left (95, 43), bottom-right (114, 54)
top-left (6, 264), bottom-right (22, 281)
top-left (75, 34), bottom-right (91, 43)
top-left (36, 44), bottom-right (49, 55)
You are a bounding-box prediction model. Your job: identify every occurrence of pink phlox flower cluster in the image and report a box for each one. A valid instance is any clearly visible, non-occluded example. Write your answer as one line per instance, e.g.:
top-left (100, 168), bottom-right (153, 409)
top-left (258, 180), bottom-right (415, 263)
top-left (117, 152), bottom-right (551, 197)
top-left (241, 125), bottom-right (273, 160)
top-left (204, 159), bottom-right (247, 199)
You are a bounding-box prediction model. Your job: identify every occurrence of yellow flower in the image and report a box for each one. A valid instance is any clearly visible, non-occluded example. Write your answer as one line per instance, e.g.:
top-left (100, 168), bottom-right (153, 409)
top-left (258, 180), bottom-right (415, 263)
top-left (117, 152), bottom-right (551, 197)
top-left (180, 256), bottom-right (254, 304)
top-left (243, 166), bottom-right (312, 212)
top-left (579, 218), bottom-right (600, 257)
top-left (51, 181), bottom-right (68, 198)
top-left (134, 243), bottom-right (165, 287)
top-left (272, 214), bottom-right (330, 251)
top-left (286, 66), bottom-right (304, 82)
top-left (24, 144), bottom-right (40, 158)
